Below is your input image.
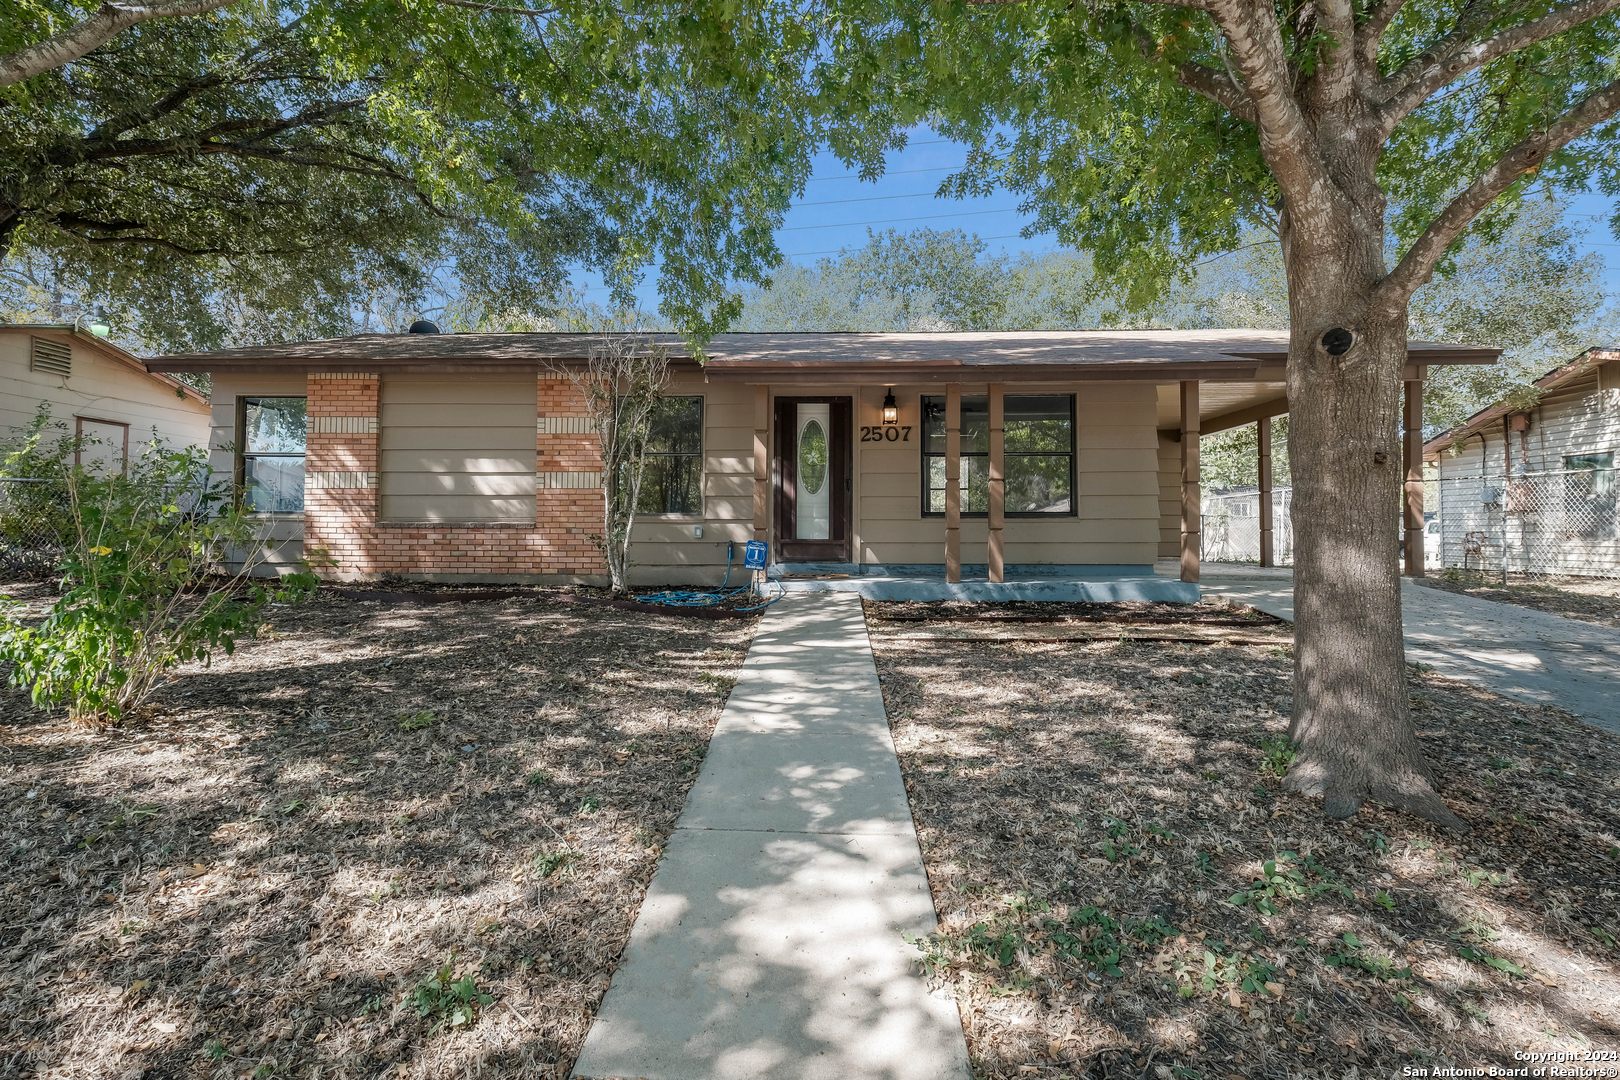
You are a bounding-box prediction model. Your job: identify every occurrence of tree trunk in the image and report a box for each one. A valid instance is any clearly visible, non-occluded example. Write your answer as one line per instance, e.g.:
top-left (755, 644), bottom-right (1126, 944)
top-left (1279, 190), bottom-right (1468, 831)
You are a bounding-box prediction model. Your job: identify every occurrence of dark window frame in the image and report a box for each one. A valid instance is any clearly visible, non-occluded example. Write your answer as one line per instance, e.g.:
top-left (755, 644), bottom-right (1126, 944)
top-left (235, 396), bottom-right (307, 514)
top-left (634, 395), bottom-right (705, 518)
top-left (920, 393), bottom-right (1077, 518)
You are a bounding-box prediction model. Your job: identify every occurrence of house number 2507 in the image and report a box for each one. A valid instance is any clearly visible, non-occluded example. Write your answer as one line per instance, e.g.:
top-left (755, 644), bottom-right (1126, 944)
top-left (859, 426), bottom-right (912, 442)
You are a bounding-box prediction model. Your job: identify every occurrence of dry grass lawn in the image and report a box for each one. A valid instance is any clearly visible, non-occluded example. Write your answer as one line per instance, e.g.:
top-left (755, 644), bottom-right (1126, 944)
top-left (869, 599), bottom-right (1620, 1080)
top-left (0, 587), bottom-right (755, 1080)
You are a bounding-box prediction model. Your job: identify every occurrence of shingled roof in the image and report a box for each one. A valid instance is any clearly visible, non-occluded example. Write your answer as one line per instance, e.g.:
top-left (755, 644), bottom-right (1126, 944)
top-left (145, 329), bottom-right (1498, 382)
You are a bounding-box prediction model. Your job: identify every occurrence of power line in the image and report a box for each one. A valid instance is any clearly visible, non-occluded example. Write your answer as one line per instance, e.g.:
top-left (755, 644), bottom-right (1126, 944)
top-left (571, 232), bottom-right (1056, 291)
top-left (779, 232), bottom-right (1045, 259)
top-left (806, 164), bottom-right (964, 183)
top-left (795, 189), bottom-right (961, 206)
top-left (780, 207), bottom-right (1019, 231)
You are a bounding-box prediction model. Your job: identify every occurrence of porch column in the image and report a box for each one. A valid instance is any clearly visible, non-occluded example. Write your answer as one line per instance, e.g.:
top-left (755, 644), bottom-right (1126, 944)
top-left (1257, 416), bottom-right (1274, 568)
top-left (1180, 380), bottom-right (1200, 583)
top-left (1403, 369), bottom-right (1425, 577)
top-left (988, 383), bottom-right (1005, 583)
top-left (945, 382), bottom-right (962, 583)
top-left (753, 384), bottom-right (769, 549)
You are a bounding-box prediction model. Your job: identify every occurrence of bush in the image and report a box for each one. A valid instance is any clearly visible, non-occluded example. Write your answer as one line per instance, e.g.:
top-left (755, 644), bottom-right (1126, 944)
top-left (0, 438), bottom-right (317, 727)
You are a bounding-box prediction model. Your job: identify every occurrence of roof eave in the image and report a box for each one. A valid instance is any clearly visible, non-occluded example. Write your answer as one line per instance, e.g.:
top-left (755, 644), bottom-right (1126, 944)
top-left (1422, 346), bottom-right (1620, 457)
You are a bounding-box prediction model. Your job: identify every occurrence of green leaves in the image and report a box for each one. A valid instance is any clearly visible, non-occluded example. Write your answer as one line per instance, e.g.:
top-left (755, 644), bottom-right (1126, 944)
top-left (1457, 944), bottom-right (1526, 977)
top-left (1227, 851), bottom-right (1350, 915)
top-left (0, 426), bottom-right (318, 726)
top-left (3, 0), bottom-right (828, 348)
top-left (1325, 932), bottom-right (1413, 981)
top-left (410, 960), bottom-right (493, 1035)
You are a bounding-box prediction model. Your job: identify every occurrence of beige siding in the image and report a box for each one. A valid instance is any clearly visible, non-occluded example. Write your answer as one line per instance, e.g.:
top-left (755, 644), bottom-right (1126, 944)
top-left (626, 378), bottom-right (755, 582)
top-left (378, 375), bottom-right (536, 522)
top-left (0, 329), bottom-right (209, 455)
top-left (1158, 434), bottom-right (1182, 559)
top-left (844, 381), bottom-right (1161, 568)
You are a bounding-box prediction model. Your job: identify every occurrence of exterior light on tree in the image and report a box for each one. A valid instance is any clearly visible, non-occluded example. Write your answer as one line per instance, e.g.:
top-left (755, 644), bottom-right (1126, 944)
top-left (882, 388), bottom-right (898, 426)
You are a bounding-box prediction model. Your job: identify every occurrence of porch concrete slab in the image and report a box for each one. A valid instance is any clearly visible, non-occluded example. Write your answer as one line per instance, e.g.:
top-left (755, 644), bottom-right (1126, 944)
top-left (775, 574), bottom-right (1198, 603)
top-left (1196, 563), bottom-right (1620, 735)
top-left (573, 593), bottom-right (970, 1080)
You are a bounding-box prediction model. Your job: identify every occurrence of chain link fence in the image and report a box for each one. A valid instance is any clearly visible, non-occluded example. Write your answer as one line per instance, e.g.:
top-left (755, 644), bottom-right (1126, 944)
top-left (1201, 488), bottom-right (1295, 565)
top-left (1432, 468), bottom-right (1620, 580)
top-left (0, 478), bottom-right (67, 581)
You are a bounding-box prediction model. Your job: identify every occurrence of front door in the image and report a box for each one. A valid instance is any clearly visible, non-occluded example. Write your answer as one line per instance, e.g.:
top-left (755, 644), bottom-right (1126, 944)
top-left (774, 397), bottom-right (852, 562)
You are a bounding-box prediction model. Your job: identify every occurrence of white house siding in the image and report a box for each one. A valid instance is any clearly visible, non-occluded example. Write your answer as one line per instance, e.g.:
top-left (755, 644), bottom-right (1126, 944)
top-left (1432, 361), bottom-right (1620, 576)
top-left (1, 329), bottom-right (208, 457)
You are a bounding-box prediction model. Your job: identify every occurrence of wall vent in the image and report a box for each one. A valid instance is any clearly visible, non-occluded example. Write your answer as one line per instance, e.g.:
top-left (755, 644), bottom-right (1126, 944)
top-left (30, 338), bottom-right (71, 377)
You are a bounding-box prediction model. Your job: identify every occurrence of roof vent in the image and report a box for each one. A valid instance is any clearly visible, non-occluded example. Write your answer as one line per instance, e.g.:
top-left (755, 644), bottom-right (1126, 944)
top-left (31, 337), bottom-right (71, 376)
top-left (408, 320), bottom-right (440, 335)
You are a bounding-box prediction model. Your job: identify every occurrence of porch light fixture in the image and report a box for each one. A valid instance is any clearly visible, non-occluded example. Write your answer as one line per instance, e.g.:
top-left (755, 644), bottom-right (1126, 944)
top-left (882, 388), bottom-right (898, 426)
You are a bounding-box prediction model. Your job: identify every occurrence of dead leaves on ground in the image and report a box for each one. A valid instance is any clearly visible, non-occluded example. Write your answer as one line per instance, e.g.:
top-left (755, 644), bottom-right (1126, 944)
top-left (869, 600), bottom-right (1620, 1080)
top-left (0, 591), bottom-right (754, 1080)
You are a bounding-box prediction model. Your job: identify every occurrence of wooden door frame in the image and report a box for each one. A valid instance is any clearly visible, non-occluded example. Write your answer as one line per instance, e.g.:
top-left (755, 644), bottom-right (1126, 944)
top-left (774, 396), bottom-right (852, 562)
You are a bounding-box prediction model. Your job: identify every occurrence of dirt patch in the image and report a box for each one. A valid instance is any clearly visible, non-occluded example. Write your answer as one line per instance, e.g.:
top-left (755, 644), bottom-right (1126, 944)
top-left (0, 589), bottom-right (755, 1079)
top-left (869, 602), bottom-right (1620, 1079)
top-left (1413, 573), bottom-right (1620, 629)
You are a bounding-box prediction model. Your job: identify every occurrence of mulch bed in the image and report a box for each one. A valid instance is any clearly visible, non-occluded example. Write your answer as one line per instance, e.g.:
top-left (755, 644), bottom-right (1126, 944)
top-left (0, 588), bottom-right (756, 1079)
top-left (867, 599), bottom-right (1620, 1080)
top-left (1412, 573), bottom-right (1620, 630)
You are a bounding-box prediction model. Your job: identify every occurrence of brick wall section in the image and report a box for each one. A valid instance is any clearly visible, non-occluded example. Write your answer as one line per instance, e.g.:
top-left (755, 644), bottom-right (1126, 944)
top-left (535, 373), bottom-right (604, 574)
top-left (304, 372), bottom-right (607, 580)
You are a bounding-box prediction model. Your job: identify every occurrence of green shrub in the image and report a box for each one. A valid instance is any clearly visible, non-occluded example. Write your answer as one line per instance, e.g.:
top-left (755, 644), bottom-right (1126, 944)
top-left (0, 438), bottom-right (316, 726)
top-left (410, 960), bottom-right (493, 1035)
top-left (1259, 735), bottom-right (1297, 777)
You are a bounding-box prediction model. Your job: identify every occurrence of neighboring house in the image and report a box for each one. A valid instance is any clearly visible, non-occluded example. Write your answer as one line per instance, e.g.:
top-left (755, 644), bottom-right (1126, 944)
top-left (1423, 346), bottom-right (1620, 578)
top-left (1201, 486), bottom-right (1296, 565)
top-left (144, 329), bottom-right (1495, 586)
top-left (1, 324), bottom-right (210, 470)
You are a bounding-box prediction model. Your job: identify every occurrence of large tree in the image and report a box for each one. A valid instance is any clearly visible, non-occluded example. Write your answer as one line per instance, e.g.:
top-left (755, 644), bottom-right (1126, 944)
top-left (0, 0), bottom-right (823, 348)
top-left (818, 0), bottom-right (1620, 828)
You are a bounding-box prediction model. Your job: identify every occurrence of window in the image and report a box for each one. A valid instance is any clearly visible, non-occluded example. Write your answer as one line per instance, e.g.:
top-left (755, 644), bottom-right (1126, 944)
top-left (1564, 452), bottom-right (1615, 538)
top-left (635, 396), bottom-right (703, 515)
top-left (922, 394), bottom-right (1074, 516)
top-left (239, 397), bottom-right (306, 512)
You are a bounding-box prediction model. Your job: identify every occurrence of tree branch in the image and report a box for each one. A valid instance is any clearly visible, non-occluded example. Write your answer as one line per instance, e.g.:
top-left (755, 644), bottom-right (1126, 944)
top-left (0, 0), bottom-right (242, 87)
top-left (1199, 0), bottom-right (1334, 212)
top-left (1375, 0), bottom-right (1620, 129)
top-left (83, 72), bottom-right (228, 144)
top-left (1372, 74), bottom-right (1620, 314)
top-left (1172, 58), bottom-right (1258, 122)
top-left (1354, 0), bottom-right (1411, 77)
top-left (431, 0), bottom-right (558, 14)
top-left (1128, 27), bottom-right (1258, 122)
top-left (1309, 0), bottom-right (1359, 107)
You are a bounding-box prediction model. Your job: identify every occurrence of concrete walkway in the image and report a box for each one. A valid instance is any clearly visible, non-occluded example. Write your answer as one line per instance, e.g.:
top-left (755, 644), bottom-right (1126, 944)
top-left (572, 593), bottom-right (970, 1080)
top-left (1193, 564), bottom-right (1620, 735)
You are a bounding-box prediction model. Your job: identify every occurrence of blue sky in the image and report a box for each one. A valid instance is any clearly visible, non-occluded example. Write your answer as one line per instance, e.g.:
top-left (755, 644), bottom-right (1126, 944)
top-left (573, 135), bottom-right (1620, 321)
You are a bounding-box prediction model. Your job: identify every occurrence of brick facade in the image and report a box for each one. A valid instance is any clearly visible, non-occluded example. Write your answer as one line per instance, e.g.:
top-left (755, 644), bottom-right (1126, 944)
top-left (303, 372), bottom-right (607, 581)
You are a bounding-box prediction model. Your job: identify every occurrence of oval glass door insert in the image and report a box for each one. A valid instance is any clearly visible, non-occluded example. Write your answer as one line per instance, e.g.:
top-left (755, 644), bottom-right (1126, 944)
top-left (795, 406), bottom-right (832, 540)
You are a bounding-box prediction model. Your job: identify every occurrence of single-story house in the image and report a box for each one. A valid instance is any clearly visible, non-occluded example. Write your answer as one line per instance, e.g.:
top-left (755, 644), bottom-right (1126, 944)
top-left (2, 324), bottom-right (210, 470)
top-left (1422, 346), bottom-right (1620, 577)
top-left (144, 329), bottom-right (1496, 588)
